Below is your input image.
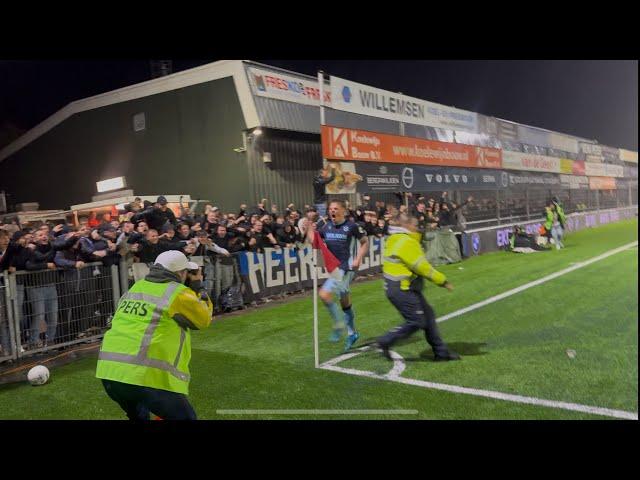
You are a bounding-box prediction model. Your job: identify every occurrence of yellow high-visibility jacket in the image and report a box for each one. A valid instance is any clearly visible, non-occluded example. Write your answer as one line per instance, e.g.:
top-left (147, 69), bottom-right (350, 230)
top-left (382, 227), bottom-right (447, 290)
top-left (96, 265), bottom-right (213, 394)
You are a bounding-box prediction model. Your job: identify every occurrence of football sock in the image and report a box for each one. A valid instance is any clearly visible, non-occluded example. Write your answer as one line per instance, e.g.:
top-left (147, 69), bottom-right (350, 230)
top-left (343, 306), bottom-right (355, 336)
top-left (326, 302), bottom-right (344, 329)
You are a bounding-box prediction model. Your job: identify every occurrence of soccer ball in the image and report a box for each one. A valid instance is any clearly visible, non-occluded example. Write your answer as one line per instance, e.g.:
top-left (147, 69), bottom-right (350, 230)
top-left (27, 365), bottom-right (50, 386)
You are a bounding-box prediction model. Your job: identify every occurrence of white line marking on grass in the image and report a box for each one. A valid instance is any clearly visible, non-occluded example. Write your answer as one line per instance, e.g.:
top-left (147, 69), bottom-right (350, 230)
top-left (436, 241), bottom-right (638, 324)
top-left (216, 409), bottom-right (418, 415)
top-left (320, 360), bottom-right (638, 420)
top-left (318, 241), bottom-right (640, 420)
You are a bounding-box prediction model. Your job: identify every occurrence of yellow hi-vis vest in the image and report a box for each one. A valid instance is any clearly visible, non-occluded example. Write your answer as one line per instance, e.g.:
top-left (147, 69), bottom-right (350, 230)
top-left (96, 279), bottom-right (213, 394)
top-left (382, 231), bottom-right (447, 291)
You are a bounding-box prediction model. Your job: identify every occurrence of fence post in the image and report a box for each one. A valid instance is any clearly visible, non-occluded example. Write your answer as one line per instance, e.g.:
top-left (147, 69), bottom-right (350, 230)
top-left (2, 271), bottom-right (17, 361)
top-left (110, 264), bottom-right (121, 311)
top-left (7, 272), bottom-right (23, 359)
top-left (118, 258), bottom-right (129, 296)
top-left (496, 189), bottom-right (501, 225)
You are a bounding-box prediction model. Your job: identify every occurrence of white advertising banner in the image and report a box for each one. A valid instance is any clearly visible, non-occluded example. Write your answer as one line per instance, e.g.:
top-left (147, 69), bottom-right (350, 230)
top-left (584, 162), bottom-right (624, 178)
top-left (579, 141), bottom-right (602, 156)
top-left (330, 76), bottom-right (478, 133)
top-left (585, 162), bottom-right (607, 176)
top-left (247, 67), bottom-right (331, 106)
top-left (517, 125), bottom-right (551, 148)
top-left (502, 150), bottom-right (561, 173)
top-left (606, 164), bottom-right (624, 178)
top-left (549, 132), bottom-right (579, 154)
top-left (560, 174), bottom-right (589, 190)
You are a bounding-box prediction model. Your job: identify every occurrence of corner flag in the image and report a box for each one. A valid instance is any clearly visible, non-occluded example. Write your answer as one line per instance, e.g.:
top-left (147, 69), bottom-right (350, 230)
top-left (312, 231), bottom-right (341, 277)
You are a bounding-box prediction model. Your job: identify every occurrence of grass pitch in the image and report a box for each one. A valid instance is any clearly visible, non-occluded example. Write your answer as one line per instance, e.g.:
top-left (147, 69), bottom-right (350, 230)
top-left (0, 219), bottom-right (637, 419)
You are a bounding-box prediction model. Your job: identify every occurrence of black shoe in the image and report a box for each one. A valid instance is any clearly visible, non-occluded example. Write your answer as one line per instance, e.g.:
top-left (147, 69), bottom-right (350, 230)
top-left (378, 343), bottom-right (393, 361)
top-left (434, 351), bottom-right (461, 362)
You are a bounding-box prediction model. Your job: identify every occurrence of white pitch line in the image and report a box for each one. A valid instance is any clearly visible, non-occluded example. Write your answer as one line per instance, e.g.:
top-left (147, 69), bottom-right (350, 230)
top-left (319, 362), bottom-right (638, 420)
top-left (216, 409), bottom-right (418, 415)
top-left (318, 240), bottom-right (639, 420)
top-left (436, 240), bottom-right (638, 323)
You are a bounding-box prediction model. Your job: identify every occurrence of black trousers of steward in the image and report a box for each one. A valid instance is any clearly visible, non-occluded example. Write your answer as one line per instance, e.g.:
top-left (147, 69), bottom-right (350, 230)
top-left (102, 379), bottom-right (197, 421)
top-left (379, 278), bottom-right (449, 357)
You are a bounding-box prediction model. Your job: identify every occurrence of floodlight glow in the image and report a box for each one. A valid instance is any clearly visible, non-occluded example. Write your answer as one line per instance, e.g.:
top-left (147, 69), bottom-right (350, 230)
top-left (97, 177), bottom-right (126, 193)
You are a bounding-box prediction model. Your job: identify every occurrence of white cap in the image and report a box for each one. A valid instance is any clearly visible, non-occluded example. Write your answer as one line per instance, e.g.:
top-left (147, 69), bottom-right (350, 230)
top-left (154, 250), bottom-right (199, 272)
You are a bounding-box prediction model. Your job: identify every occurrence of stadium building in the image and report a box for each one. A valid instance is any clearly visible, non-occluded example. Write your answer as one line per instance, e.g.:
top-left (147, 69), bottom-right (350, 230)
top-left (0, 60), bottom-right (637, 213)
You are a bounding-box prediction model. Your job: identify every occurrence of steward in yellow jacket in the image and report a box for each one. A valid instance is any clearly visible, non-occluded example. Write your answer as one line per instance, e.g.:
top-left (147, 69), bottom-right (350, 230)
top-left (378, 213), bottom-right (460, 361)
top-left (96, 250), bottom-right (213, 420)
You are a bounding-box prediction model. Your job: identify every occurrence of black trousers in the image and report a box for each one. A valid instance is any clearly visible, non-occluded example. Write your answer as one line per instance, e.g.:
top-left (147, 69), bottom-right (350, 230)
top-left (101, 379), bottom-right (197, 421)
top-left (379, 281), bottom-right (449, 357)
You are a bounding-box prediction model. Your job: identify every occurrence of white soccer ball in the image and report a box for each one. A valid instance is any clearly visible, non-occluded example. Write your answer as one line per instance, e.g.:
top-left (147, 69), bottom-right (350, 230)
top-left (27, 365), bottom-right (50, 386)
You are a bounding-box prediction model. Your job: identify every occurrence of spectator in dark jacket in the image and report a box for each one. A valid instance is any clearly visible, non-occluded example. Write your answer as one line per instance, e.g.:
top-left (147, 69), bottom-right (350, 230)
top-left (0, 231), bottom-right (34, 348)
top-left (1, 230), bottom-right (33, 273)
top-left (199, 212), bottom-right (220, 236)
top-left (158, 224), bottom-right (186, 253)
top-left (131, 196), bottom-right (177, 232)
top-left (131, 229), bottom-right (167, 264)
top-left (212, 225), bottom-right (236, 252)
top-left (275, 222), bottom-right (298, 248)
top-left (437, 203), bottom-right (454, 228)
top-left (247, 221), bottom-right (278, 252)
top-left (24, 230), bottom-right (62, 347)
top-left (79, 229), bottom-right (110, 264)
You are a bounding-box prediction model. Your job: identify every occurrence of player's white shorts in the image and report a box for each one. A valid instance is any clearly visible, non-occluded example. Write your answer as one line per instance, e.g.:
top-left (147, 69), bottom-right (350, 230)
top-left (320, 269), bottom-right (355, 298)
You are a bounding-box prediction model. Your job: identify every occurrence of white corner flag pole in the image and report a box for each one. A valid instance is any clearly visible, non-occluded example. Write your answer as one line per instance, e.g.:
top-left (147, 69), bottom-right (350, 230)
top-left (312, 247), bottom-right (319, 368)
top-left (313, 70), bottom-right (327, 369)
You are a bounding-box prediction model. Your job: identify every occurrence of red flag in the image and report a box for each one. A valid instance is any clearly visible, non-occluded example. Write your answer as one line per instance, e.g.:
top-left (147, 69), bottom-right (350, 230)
top-left (312, 231), bottom-right (341, 274)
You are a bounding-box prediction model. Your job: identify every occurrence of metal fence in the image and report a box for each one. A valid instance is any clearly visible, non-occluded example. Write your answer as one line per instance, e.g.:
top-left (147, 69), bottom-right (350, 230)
top-left (0, 262), bottom-right (119, 363)
top-left (455, 184), bottom-right (636, 229)
top-left (125, 255), bottom-right (242, 314)
top-left (0, 274), bottom-right (16, 363)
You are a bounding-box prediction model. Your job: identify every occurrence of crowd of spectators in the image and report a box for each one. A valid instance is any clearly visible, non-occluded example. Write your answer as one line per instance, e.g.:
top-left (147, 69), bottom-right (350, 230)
top-left (0, 191), bottom-right (474, 352)
top-left (0, 192), bottom-right (475, 273)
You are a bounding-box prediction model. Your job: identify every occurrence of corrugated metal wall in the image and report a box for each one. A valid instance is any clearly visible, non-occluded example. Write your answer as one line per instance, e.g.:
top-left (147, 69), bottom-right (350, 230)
top-left (0, 77), bottom-right (249, 211)
top-left (245, 131), bottom-right (322, 210)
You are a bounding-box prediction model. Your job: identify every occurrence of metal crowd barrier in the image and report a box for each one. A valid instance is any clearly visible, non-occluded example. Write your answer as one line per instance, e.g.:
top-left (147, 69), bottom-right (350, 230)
top-left (125, 254), bottom-right (242, 314)
top-left (0, 262), bottom-right (119, 364)
top-left (0, 273), bottom-right (17, 363)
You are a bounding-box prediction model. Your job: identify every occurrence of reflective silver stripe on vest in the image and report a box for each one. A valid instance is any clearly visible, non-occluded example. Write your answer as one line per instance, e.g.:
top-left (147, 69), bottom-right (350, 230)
top-left (383, 273), bottom-right (412, 282)
top-left (137, 282), bottom-right (182, 359)
top-left (425, 265), bottom-right (434, 280)
top-left (383, 256), bottom-right (402, 264)
top-left (98, 351), bottom-right (190, 382)
top-left (174, 329), bottom-right (186, 368)
top-left (411, 257), bottom-right (427, 271)
top-left (121, 291), bottom-right (169, 304)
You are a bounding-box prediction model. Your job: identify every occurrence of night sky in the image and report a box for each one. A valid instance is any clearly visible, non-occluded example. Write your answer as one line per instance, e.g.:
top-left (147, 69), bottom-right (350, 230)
top-left (0, 60), bottom-right (637, 151)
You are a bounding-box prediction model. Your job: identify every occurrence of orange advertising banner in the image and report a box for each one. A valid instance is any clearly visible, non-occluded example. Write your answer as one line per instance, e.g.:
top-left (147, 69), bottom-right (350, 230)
top-left (588, 176), bottom-right (616, 190)
top-left (321, 125), bottom-right (502, 169)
